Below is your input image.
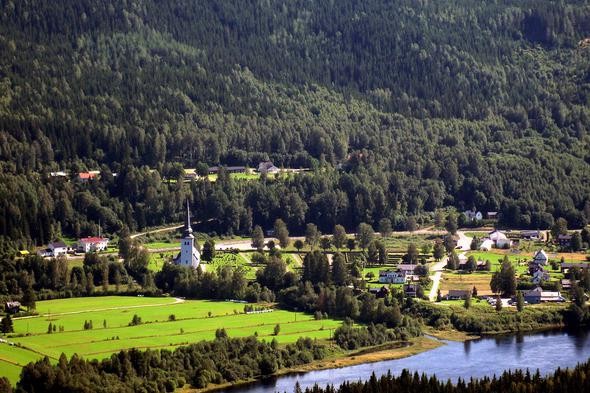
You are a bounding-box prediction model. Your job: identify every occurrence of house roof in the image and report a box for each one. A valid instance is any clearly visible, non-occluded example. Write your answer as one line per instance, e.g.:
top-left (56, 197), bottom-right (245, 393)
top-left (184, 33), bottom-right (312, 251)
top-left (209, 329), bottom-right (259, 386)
top-left (79, 237), bottom-right (108, 243)
top-left (49, 241), bottom-right (68, 249)
top-left (532, 249), bottom-right (548, 263)
top-left (489, 230), bottom-right (508, 241)
top-left (78, 172), bottom-right (97, 179)
top-left (397, 264), bottom-right (418, 272)
top-left (447, 289), bottom-right (470, 296)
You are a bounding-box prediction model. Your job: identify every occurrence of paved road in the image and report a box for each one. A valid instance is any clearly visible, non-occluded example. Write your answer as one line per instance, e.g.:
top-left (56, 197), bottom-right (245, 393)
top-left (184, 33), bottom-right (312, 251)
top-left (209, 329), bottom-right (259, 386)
top-left (456, 230), bottom-right (473, 251)
top-left (428, 257), bottom-right (448, 301)
top-left (428, 230), bottom-right (472, 301)
top-left (130, 224), bottom-right (184, 239)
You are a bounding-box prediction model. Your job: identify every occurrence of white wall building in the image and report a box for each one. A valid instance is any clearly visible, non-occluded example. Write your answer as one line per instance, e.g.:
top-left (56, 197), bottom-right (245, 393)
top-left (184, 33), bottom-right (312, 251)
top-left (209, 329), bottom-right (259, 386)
top-left (77, 237), bottom-right (109, 253)
top-left (173, 201), bottom-right (201, 269)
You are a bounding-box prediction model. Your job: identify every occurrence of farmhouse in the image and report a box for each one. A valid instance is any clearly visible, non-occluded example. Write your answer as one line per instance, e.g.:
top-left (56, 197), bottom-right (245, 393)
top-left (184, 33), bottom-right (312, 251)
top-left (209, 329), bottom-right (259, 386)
top-left (397, 264), bottom-right (419, 275)
top-left (77, 237), bottom-right (109, 253)
top-left (523, 287), bottom-right (564, 304)
top-left (463, 209), bottom-right (483, 222)
top-left (521, 230), bottom-right (542, 240)
top-left (368, 286), bottom-right (389, 298)
top-left (173, 201), bottom-right (201, 269)
top-left (257, 161), bottom-right (279, 174)
top-left (489, 230), bottom-right (512, 248)
top-left (479, 239), bottom-right (494, 251)
top-left (208, 166), bottom-right (246, 174)
top-left (561, 262), bottom-right (590, 273)
top-left (4, 301), bottom-right (21, 314)
top-left (532, 249), bottom-right (548, 266)
top-left (378, 269), bottom-right (406, 284)
top-left (77, 171), bottom-right (99, 181)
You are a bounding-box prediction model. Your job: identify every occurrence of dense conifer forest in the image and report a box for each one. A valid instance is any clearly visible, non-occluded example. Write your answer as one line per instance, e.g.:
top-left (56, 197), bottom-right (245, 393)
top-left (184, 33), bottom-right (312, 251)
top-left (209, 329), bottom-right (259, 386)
top-left (0, 0), bottom-right (589, 250)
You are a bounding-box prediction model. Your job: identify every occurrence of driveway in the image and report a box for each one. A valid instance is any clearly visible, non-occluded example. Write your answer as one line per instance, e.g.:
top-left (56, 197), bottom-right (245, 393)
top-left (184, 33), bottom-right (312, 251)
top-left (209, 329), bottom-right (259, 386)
top-left (456, 231), bottom-right (473, 251)
top-left (428, 257), bottom-right (448, 301)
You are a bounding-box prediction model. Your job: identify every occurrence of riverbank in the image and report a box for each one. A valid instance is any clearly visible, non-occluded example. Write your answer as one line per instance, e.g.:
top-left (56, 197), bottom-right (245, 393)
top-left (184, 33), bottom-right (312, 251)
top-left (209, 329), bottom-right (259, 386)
top-left (187, 336), bottom-right (443, 393)
top-left (422, 327), bottom-right (480, 341)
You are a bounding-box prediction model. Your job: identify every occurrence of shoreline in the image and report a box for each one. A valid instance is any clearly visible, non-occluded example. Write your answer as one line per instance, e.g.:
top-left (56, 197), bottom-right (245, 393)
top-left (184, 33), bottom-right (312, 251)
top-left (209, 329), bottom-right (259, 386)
top-left (187, 336), bottom-right (443, 393)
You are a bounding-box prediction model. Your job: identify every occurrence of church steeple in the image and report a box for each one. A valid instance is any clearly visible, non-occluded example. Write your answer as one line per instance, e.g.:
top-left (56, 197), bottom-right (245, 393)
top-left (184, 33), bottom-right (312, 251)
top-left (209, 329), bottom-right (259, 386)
top-left (184, 200), bottom-right (193, 238)
top-left (174, 200), bottom-right (200, 268)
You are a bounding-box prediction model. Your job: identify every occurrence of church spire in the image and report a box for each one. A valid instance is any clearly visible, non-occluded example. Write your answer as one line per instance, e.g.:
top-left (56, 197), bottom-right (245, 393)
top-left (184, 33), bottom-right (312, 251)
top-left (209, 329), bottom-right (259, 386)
top-left (184, 200), bottom-right (193, 237)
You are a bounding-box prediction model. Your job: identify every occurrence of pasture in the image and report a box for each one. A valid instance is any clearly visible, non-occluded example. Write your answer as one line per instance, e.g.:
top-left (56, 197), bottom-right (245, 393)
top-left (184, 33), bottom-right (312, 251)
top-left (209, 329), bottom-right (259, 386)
top-left (0, 296), bottom-right (342, 385)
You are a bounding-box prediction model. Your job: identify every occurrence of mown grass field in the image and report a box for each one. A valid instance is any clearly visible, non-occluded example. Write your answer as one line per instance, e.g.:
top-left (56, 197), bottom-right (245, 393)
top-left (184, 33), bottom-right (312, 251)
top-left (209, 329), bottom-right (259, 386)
top-left (1, 296), bottom-right (342, 385)
top-left (440, 272), bottom-right (494, 295)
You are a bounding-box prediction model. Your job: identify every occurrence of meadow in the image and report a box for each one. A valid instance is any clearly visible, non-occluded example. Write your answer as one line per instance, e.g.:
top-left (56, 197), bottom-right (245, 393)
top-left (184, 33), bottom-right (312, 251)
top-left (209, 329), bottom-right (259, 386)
top-left (0, 296), bottom-right (343, 385)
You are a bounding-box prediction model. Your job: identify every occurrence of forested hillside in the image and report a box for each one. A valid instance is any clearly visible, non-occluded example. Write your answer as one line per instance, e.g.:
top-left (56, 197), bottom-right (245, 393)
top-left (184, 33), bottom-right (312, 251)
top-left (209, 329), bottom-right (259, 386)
top-left (0, 0), bottom-right (589, 250)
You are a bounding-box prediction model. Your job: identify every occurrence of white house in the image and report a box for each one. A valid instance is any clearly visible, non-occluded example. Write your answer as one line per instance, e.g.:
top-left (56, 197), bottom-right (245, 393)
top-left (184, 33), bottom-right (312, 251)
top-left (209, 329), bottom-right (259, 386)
top-left (77, 237), bottom-right (109, 253)
top-left (378, 270), bottom-right (406, 284)
top-left (48, 241), bottom-right (68, 256)
top-left (489, 230), bottom-right (512, 248)
top-left (463, 209), bottom-right (483, 221)
top-left (479, 239), bottom-right (494, 251)
top-left (532, 249), bottom-right (548, 266)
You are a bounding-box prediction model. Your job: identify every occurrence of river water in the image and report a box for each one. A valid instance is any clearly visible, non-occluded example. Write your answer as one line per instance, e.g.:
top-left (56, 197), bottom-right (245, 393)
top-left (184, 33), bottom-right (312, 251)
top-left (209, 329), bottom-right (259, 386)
top-left (219, 329), bottom-right (590, 393)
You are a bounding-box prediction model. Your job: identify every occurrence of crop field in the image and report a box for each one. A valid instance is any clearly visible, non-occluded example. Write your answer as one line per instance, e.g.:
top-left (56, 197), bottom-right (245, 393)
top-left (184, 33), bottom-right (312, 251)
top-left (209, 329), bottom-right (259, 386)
top-left (381, 234), bottom-right (439, 252)
top-left (1, 296), bottom-right (342, 385)
top-left (440, 272), bottom-right (494, 295)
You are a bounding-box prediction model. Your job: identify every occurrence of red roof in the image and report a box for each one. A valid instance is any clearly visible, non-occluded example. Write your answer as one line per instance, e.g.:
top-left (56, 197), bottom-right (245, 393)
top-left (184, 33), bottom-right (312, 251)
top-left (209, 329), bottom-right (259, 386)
top-left (79, 237), bottom-right (108, 243)
top-left (78, 172), bottom-right (97, 179)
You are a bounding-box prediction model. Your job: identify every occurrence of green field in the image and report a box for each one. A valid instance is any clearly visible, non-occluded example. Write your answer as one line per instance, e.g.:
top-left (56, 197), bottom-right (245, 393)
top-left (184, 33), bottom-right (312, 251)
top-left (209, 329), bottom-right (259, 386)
top-left (1, 296), bottom-right (342, 385)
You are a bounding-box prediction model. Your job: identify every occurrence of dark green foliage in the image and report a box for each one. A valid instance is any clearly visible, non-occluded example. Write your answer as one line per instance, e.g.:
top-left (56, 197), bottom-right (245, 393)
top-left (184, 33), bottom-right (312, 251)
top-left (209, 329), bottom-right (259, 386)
top-left (0, 313), bottom-right (13, 333)
top-left (201, 239), bottom-right (216, 262)
top-left (491, 257), bottom-right (517, 296)
top-left (0, 0), bottom-right (589, 250)
top-left (16, 335), bottom-right (326, 392)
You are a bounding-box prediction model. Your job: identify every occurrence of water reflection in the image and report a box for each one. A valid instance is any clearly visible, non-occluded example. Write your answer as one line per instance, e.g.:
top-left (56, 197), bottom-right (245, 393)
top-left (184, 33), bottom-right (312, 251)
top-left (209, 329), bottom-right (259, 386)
top-left (219, 329), bottom-right (590, 393)
top-left (463, 339), bottom-right (471, 357)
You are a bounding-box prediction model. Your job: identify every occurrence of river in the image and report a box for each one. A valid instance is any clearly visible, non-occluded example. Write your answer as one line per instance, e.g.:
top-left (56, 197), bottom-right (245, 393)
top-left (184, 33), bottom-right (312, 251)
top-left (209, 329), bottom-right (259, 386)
top-left (219, 329), bottom-right (590, 393)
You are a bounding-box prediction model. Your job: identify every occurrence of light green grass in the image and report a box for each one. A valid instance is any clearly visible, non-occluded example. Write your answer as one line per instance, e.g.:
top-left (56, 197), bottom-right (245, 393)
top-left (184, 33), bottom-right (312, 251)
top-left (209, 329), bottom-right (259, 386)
top-left (148, 251), bottom-right (176, 271)
top-left (33, 296), bottom-right (178, 315)
top-left (0, 344), bottom-right (47, 384)
top-left (3, 297), bottom-right (343, 383)
top-left (466, 251), bottom-right (529, 274)
top-left (143, 241), bottom-right (179, 250)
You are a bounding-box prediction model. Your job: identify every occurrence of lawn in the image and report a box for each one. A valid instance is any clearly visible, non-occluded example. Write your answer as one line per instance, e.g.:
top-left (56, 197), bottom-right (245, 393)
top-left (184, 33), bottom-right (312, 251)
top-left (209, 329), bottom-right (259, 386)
top-left (143, 241), bottom-right (179, 250)
top-left (466, 250), bottom-right (529, 274)
top-left (2, 296), bottom-right (343, 384)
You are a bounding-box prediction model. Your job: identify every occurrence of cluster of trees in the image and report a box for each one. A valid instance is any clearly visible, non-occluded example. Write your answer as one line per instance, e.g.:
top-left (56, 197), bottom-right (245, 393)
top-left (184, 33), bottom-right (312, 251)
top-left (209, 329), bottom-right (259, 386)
top-left (14, 332), bottom-right (327, 392)
top-left (296, 359), bottom-right (590, 393)
top-left (0, 240), bottom-right (155, 306)
top-left (1, 0), bottom-right (589, 253)
top-left (333, 318), bottom-right (421, 350)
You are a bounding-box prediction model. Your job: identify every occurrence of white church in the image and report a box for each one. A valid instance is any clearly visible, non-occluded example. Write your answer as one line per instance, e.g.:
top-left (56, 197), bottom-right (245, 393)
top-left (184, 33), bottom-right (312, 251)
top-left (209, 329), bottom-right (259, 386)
top-left (173, 201), bottom-right (201, 268)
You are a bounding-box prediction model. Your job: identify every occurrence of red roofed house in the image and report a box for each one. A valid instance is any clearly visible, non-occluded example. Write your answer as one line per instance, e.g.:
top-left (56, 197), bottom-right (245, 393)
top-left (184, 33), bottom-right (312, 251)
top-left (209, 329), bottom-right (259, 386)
top-left (78, 171), bottom-right (99, 181)
top-left (77, 237), bottom-right (109, 253)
